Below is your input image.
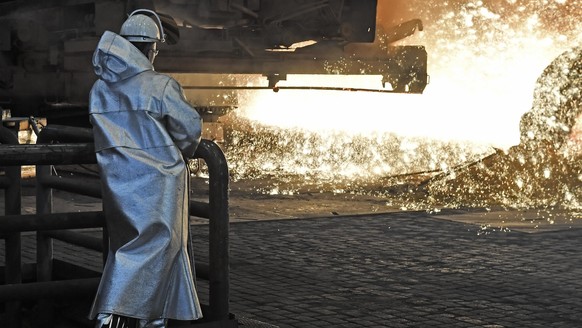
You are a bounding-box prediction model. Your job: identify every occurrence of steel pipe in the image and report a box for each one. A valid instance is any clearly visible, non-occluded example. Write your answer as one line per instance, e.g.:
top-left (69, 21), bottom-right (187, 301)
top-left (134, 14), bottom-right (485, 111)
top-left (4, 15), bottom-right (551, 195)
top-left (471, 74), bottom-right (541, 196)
top-left (39, 175), bottom-right (102, 198)
top-left (189, 200), bottom-right (210, 219)
top-left (0, 278), bottom-right (100, 302)
top-left (0, 211), bottom-right (104, 233)
top-left (45, 230), bottom-right (104, 252)
top-left (0, 125), bottom-right (22, 328)
top-left (0, 143), bottom-right (96, 165)
top-left (36, 125), bottom-right (94, 143)
top-left (194, 139), bottom-right (230, 321)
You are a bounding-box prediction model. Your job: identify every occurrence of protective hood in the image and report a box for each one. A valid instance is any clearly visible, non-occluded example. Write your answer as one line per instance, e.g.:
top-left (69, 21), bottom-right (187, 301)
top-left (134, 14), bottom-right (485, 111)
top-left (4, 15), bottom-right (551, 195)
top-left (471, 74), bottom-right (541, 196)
top-left (92, 30), bottom-right (153, 83)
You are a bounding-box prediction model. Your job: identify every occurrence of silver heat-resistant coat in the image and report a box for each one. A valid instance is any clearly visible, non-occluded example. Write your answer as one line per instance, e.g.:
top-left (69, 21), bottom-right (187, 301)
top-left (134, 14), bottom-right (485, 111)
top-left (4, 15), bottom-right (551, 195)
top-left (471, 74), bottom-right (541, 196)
top-left (88, 30), bottom-right (203, 321)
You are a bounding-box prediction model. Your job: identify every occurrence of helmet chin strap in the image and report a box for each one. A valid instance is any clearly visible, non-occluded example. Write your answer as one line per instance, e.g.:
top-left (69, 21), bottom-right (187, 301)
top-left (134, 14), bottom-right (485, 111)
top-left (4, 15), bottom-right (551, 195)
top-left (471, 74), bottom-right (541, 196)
top-left (127, 9), bottom-right (166, 43)
top-left (148, 44), bottom-right (158, 64)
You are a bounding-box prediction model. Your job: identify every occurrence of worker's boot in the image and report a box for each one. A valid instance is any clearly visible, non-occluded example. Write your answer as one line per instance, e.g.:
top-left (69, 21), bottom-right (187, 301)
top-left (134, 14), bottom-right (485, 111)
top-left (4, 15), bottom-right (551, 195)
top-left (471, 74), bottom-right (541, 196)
top-left (139, 318), bottom-right (168, 328)
top-left (95, 313), bottom-right (139, 328)
top-left (95, 313), bottom-right (112, 328)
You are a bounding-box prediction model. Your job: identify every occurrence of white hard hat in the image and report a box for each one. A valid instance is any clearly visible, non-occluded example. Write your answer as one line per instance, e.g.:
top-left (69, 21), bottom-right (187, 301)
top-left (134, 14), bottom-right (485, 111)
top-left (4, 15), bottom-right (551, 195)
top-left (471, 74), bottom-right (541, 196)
top-left (120, 9), bottom-right (166, 43)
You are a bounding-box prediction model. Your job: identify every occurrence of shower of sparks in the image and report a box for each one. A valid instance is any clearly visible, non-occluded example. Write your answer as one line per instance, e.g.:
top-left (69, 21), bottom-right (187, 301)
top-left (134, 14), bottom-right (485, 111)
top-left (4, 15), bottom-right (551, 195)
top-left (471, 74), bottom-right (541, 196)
top-left (223, 117), bottom-right (492, 181)
top-left (221, 0), bottom-right (581, 210)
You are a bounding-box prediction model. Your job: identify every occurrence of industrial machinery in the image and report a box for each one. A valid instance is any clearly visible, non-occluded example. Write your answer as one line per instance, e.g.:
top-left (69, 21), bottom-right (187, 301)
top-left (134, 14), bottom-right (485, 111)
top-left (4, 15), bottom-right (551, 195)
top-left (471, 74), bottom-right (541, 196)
top-left (0, 0), bottom-right (428, 141)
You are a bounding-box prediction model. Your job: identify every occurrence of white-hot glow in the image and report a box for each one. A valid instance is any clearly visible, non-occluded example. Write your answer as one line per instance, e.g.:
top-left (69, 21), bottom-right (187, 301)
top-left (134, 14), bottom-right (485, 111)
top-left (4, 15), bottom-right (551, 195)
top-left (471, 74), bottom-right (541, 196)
top-left (237, 0), bottom-right (582, 149)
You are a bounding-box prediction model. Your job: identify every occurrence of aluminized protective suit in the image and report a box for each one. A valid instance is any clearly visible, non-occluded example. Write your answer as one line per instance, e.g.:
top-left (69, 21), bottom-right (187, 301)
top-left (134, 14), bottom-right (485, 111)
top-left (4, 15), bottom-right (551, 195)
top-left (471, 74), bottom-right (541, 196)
top-left (88, 30), bottom-right (203, 321)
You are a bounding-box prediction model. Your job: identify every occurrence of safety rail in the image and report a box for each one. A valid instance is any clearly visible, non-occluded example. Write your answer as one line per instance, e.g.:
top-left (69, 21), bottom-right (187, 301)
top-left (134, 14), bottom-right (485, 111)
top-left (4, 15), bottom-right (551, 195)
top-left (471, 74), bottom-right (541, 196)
top-left (0, 126), bottom-right (22, 328)
top-left (0, 125), bottom-right (232, 327)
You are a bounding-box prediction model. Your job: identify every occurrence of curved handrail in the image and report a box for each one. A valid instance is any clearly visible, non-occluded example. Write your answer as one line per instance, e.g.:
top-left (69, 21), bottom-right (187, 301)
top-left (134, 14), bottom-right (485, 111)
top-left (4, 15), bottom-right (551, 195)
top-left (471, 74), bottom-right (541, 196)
top-left (193, 139), bottom-right (230, 320)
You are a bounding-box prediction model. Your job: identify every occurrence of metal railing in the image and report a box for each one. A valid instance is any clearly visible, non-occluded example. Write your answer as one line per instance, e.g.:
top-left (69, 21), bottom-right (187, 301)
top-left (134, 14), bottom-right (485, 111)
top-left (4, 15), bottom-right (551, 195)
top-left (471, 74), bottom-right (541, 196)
top-left (0, 126), bottom-right (22, 328)
top-left (0, 125), bottom-right (231, 327)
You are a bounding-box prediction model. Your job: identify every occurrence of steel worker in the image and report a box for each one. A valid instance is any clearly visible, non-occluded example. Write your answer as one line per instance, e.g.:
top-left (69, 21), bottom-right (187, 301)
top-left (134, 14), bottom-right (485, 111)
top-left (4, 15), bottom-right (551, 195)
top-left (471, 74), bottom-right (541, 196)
top-left (88, 9), bottom-right (202, 328)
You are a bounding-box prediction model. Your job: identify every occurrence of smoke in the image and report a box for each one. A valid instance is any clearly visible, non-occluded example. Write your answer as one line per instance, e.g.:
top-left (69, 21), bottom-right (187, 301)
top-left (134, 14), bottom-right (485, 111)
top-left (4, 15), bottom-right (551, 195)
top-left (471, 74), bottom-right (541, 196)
top-left (376, 0), bottom-right (412, 27)
top-left (375, 0), bottom-right (582, 42)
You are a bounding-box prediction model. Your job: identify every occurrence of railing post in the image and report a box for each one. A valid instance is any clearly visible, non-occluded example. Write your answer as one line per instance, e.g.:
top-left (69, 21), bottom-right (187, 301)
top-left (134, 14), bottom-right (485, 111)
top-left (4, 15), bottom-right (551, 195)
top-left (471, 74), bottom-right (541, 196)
top-left (35, 165), bottom-right (54, 285)
top-left (195, 140), bottom-right (230, 321)
top-left (0, 126), bottom-right (22, 328)
top-left (35, 131), bottom-right (55, 326)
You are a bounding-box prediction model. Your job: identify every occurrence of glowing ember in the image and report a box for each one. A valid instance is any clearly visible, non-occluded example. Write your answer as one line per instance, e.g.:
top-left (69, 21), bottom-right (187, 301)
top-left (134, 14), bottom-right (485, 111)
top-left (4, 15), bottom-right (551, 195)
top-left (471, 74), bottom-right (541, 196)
top-left (221, 0), bottom-right (581, 210)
